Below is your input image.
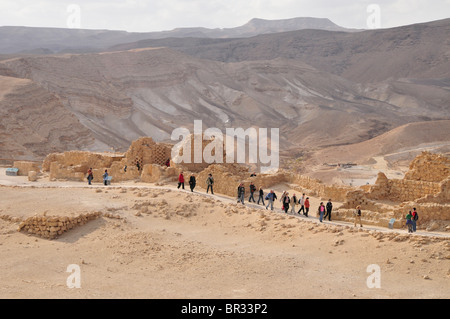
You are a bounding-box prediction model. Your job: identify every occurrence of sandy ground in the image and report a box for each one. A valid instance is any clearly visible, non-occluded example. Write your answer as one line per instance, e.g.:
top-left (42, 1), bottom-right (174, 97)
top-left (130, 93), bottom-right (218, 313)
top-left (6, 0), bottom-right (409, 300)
top-left (0, 169), bottom-right (449, 299)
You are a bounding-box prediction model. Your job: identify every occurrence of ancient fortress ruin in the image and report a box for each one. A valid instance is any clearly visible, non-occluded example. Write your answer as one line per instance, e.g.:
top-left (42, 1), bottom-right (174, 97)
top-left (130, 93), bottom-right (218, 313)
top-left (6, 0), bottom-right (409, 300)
top-left (9, 136), bottom-right (450, 235)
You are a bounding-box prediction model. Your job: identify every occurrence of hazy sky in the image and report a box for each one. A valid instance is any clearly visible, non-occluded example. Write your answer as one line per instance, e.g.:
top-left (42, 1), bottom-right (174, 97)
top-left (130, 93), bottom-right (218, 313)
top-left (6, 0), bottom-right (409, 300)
top-left (1, 0), bottom-right (449, 32)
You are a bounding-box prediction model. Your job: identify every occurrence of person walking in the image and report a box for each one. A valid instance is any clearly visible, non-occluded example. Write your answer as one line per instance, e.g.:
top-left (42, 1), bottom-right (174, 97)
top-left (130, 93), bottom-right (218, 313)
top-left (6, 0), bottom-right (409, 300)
top-left (237, 183), bottom-right (245, 205)
top-left (102, 169), bottom-right (109, 186)
top-left (318, 202), bottom-right (326, 222)
top-left (257, 187), bottom-right (265, 206)
top-left (265, 190), bottom-right (277, 211)
top-left (283, 192), bottom-right (290, 214)
top-left (206, 174), bottom-right (214, 194)
top-left (324, 199), bottom-right (333, 221)
top-left (411, 207), bottom-right (419, 232)
top-left (87, 168), bottom-right (94, 185)
top-left (177, 171), bottom-right (185, 189)
top-left (297, 193), bottom-right (306, 215)
top-left (280, 191), bottom-right (287, 211)
top-left (189, 174), bottom-right (196, 192)
top-left (354, 205), bottom-right (363, 227)
top-left (290, 193), bottom-right (297, 214)
top-left (304, 197), bottom-right (310, 217)
top-left (406, 211), bottom-right (414, 233)
top-left (249, 182), bottom-right (256, 203)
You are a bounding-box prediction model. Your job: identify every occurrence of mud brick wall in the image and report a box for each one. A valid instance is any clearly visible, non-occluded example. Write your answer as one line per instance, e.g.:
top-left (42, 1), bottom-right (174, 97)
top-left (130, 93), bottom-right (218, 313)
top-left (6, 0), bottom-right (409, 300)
top-left (18, 212), bottom-right (102, 239)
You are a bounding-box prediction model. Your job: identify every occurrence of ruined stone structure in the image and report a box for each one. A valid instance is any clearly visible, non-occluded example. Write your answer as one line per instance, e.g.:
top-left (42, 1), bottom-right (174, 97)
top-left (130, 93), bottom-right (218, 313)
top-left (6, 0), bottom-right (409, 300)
top-left (13, 161), bottom-right (40, 176)
top-left (18, 212), bottom-right (102, 239)
top-left (42, 137), bottom-right (173, 183)
top-left (335, 152), bottom-right (450, 231)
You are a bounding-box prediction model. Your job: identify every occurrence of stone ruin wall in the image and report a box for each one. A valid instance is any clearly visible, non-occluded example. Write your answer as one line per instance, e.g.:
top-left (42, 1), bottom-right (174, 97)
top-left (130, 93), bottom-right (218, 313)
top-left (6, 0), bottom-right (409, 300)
top-left (41, 137), bottom-right (173, 183)
top-left (334, 152), bottom-right (450, 231)
top-left (18, 212), bottom-right (102, 239)
top-left (12, 161), bottom-right (41, 176)
top-left (287, 173), bottom-right (353, 202)
top-left (404, 151), bottom-right (450, 183)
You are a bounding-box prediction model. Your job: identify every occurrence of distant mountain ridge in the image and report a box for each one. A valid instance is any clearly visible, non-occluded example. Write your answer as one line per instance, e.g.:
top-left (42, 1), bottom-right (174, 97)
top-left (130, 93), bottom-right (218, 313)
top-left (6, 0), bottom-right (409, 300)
top-left (0, 17), bottom-right (353, 54)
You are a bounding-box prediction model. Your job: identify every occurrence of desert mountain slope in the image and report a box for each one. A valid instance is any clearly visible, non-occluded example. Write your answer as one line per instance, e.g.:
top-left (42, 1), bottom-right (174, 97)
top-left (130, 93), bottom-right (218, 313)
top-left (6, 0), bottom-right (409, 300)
top-left (0, 17), bottom-right (352, 55)
top-left (0, 75), bottom-right (96, 160)
top-left (0, 19), bottom-right (448, 164)
top-left (115, 18), bottom-right (450, 83)
top-left (0, 47), bottom-right (432, 160)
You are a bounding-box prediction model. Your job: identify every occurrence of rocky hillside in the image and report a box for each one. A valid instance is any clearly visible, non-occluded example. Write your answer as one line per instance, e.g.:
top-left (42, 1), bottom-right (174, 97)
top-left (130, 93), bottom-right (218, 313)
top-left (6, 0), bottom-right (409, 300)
top-left (0, 19), bottom-right (448, 164)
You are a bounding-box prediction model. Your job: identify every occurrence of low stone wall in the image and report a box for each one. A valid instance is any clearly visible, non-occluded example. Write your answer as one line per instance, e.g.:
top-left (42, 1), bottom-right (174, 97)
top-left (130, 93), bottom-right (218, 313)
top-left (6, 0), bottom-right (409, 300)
top-left (18, 212), bottom-right (102, 239)
top-left (13, 161), bottom-right (41, 176)
top-left (288, 173), bottom-right (353, 202)
top-left (333, 209), bottom-right (401, 229)
top-left (43, 151), bottom-right (123, 172)
top-left (141, 164), bottom-right (180, 183)
top-left (393, 203), bottom-right (450, 226)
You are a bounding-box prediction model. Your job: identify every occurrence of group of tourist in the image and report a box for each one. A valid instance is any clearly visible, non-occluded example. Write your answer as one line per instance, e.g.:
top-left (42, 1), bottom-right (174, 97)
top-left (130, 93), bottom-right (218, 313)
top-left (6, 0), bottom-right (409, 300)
top-left (177, 171), bottom-right (214, 194)
top-left (87, 167), bottom-right (420, 233)
top-left (405, 208), bottom-right (419, 233)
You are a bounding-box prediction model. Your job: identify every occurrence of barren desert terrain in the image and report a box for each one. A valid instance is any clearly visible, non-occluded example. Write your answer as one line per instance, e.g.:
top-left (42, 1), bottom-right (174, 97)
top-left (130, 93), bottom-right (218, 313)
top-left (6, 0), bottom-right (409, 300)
top-left (0, 169), bottom-right (448, 299)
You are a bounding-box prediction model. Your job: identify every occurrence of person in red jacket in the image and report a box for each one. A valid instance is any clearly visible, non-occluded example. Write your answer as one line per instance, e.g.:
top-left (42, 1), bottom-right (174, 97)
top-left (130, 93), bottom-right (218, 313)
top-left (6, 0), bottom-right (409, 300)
top-left (177, 171), bottom-right (185, 190)
top-left (304, 197), bottom-right (310, 217)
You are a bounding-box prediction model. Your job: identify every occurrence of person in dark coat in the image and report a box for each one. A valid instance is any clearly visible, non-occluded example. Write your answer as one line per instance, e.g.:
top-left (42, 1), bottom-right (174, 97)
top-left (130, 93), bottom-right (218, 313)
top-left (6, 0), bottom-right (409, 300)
top-left (324, 199), bottom-right (333, 221)
top-left (257, 187), bottom-right (265, 205)
top-left (249, 182), bottom-right (256, 202)
top-left (189, 174), bottom-right (196, 192)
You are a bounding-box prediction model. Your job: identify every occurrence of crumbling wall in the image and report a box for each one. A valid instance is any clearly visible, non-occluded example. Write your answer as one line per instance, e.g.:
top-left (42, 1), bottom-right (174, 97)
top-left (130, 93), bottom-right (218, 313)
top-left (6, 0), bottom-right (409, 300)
top-left (141, 164), bottom-right (180, 183)
top-left (18, 212), bottom-right (102, 239)
top-left (366, 172), bottom-right (442, 203)
top-left (417, 177), bottom-right (450, 204)
top-left (288, 173), bottom-right (353, 202)
top-left (13, 161), bottom-right (41, 176)
top-left (404, 151), bottom-right (450, 183)
top-left (43, 151), bottom-right (121, 172)
top-left (124, 137), bottom-right (172, 168)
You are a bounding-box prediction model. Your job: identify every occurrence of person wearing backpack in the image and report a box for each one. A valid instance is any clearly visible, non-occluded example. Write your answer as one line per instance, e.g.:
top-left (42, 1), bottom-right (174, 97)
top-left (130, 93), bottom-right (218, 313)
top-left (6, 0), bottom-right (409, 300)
top-left (354, 205), bottom-right (363, 227)
top-left (297, 193), bottom-right (306, 215)
top-left (265, 190), bottom-right (277, 211)
top-left (206, 174), bottom-right (214, 194)
top-left (412, 207), bottom-right (419, 232)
